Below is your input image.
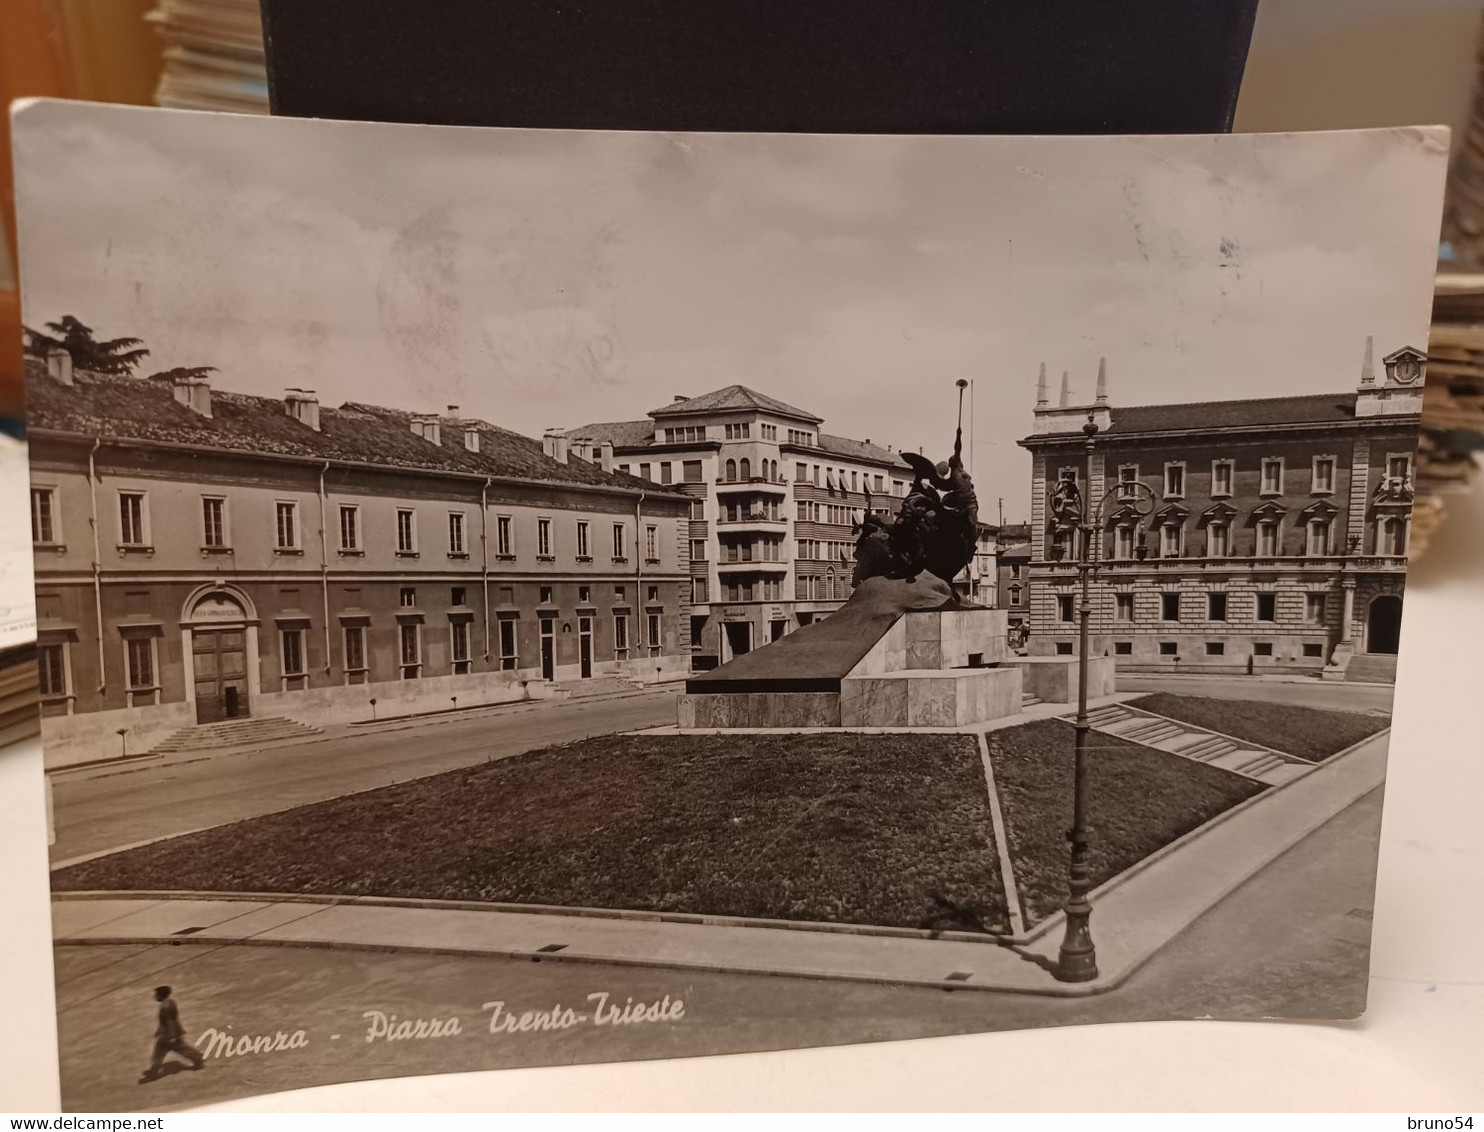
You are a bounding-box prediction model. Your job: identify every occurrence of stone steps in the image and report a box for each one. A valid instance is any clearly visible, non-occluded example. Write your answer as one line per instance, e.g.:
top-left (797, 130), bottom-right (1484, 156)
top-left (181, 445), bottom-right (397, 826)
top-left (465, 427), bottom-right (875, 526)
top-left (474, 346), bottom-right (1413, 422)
top-left (149, 716), bottom-right (323, 754)
top-left (1020, 693), bottom-right (1044, 708)
top-left (1073, 702), bottom-right (1311, 788)
top-left (1345, 654), bottom-right (1398, 684)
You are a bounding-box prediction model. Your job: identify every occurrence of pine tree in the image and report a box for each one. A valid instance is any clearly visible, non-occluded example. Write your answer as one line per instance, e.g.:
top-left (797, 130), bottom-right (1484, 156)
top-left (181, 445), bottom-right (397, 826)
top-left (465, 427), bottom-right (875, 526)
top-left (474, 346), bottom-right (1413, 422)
top-left (23, 316), bottom-right (150, 375)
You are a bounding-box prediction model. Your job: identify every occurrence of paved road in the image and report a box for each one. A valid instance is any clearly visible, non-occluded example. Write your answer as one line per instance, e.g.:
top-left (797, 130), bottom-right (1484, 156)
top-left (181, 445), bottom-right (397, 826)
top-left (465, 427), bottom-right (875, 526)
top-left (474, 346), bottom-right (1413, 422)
top-left (51, 789), bottom-right (1382, 1112)
top-left (1118, 675), bottom-right (1395, 715)
top-left (51, 691), bottom-right (679, 862)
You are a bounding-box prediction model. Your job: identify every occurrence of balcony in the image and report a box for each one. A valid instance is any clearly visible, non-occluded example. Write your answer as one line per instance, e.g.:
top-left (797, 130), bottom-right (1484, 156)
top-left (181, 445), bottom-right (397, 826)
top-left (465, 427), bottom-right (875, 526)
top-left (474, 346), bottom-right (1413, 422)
top-left (715, 559), bottom-right (789, 573)
top-left (715, 517), bottom-right (788, 534)
top-left (714, 477), bottom-right (789, 495)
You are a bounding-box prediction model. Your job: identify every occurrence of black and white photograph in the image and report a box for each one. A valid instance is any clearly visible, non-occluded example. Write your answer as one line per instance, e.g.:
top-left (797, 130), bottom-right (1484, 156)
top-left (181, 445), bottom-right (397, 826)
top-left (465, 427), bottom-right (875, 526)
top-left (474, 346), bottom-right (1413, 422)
top-left (11, 99), bottom-right (1446, 1112)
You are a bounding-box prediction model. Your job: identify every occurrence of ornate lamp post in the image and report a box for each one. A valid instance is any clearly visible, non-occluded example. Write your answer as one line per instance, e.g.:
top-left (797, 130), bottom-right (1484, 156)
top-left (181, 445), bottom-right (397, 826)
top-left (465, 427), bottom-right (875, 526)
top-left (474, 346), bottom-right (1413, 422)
top-left (1047, 418), bottom-right (1156, 982)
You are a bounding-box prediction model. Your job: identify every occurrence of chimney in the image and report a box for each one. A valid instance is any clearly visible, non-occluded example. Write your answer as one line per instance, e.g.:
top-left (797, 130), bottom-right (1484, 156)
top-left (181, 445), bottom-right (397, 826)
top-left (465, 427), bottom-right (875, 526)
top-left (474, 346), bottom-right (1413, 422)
top-left (1034, 361), bottom-right (1048, 409)
top-left (411, 412), bottom-right (441, 445)
top-left (172, 373), bottom-right (212, 418)
top-left (542, 428), bottom-right (569, 464)
top-left (284, 388), bottom-right (321, 431)
top-left (673, 395), bottom-right (688, 403)
top-left (45, 347), bottom-right (73, 387)
top-left (446, 404), bottom-right (460, 417)
top-left (1094, 356), bottom-right (1108, 405)
top-left (599, 440), bottom-right (614, 471)
top-left (1359, 335), bottom-right (1376, 387)
top-left (463, 427), bottom-right (480, 453)
top-left (569, 436), bottom-right (596, 463)
top-left (1058, 370), bottom-right (1071, 409)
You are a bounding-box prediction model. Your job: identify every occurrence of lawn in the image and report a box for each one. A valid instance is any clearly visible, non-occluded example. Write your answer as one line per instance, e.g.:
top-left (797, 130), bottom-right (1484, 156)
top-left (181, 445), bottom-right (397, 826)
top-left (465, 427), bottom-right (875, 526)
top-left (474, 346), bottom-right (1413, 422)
top-left (54, 732), bottom-right (1012, 934)
top-left (987, 718), bottom-right (1265, 926)
top-left (1130, 693), bottom-right (1390, 761)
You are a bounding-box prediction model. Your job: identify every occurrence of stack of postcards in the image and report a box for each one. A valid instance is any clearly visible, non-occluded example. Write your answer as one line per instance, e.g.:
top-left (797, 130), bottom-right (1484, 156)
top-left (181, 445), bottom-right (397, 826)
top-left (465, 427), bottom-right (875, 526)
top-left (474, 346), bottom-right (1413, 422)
top-left (1414, 272), bottom-right (1484, 556)
top-left (146, 0), bottom-right (269, 114)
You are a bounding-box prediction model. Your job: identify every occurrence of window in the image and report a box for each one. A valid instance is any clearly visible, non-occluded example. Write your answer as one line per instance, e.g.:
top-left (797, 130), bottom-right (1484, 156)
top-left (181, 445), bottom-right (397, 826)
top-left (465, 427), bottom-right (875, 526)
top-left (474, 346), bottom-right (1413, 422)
top-left (647, 612), bottom-right (661, 655)
top-left (795, 462), bottom-right (808, 482)
top-left (275, 501), bottom-right (299, 551)
top-left (1378, 516), bottom-right (1407, 555)
top-left (689, 538), bottom-right (707, 561)
top-left (396, 508), bottom-right (417, 554)
top-left (614, 586), bottom-right (626, 602)
top-left (1304, 593), bottom-right (1327, 623)
top-left (1054, 641), bottom-right (1074, 655)
top-left (537, 517), bottom-right (553, 558)
top-left (1205, 642), bottom-right (1225, 656)
top-left (612, 523), bottom-right (627, 560)
top-left (760, 423), bottom-right (777, 440)
top-left (38, 643), bottom-right (67, 699)
top-left (1208, 592), bottom-right (1227, 621)
top-left (1008, 584), bottom-right (1022, 607)
top-left (614, 614), bottom-right (629, 659)
top-left (343, 625), bottom-right (367, 682)
top-left (1118, 465), bottom-right (1138, 498)
top-left (399, 623), bottom-right (421, 678)
top-left (1159, 641), bottom-right (1178, 656)
top-left (125, 637), bottom-right (156, 702)
top-left (787, 429), bottom-right (814, 446)
top-left (576, 521), bottom-right (590, 558)
top-left (1207, 523), bottom-right (1230, 558)
top-left (498, 619), bottom-right (518, 670)
top-left (1161, 592), bottom-right (1180, 621)
top-left (1257, 521), bottom-right (1279, 557)
top-left (339, 505), bottom-right (360, 552)
top-left (660, 463), bottom-right (673, 485)
top-left (280, 628), bottom-right (306, 678)
top-left (665, 426), bottom-right (705, 444)
top-left (1253, 642), bottom-right (1273, 657)
top-left (1307, 519), bottom-right (1331, 556)
top-left (496, 515), bottom-right (513, 557)
top-left (692, 578), bottom-right (709, 604)
top-left (1303, 642), bottom-right (1325, 658)
top-left (739, 458), bottom-right (752, 480)
top-left (1057, 594), bottom-right (1075, 622)
top-left (646, 524), bottom-right (659, 561)
top-left (578, 586), bottom-right (591, 603)
top-left (647, 585), bottom-right (660, 603)
top-left (31, 487), bottom-right (56, 545)
top-left (399, 587), bottom-right (417, 607)
top-left (539, 586), bottom-right (554, 605)
top-left (452, 586), bottom-right (467, 606)
top-left (1387, 454), bottom-right (1412, 481)
top-left (1114, 641), bottom-right (1133, 655)
top-left (724, 423), bottom-right (751, 440)
top-left (450, 620), bottom-right (471, 674)
top-left (118, 491), bottom-right (147, 546)
top-left (1159, 524), bottom-right (1182, 558)
top-left (1163, 463), bottom-right (1185, 498)
top-left (1011, 563), bottom-right (1023, 579)
top-left (1260, 458), bottom-right (1284, 495)
top-left (689, 499), bottom-right (706, 520)
top-left (448, 511), bottom-right (466, 555)
top-left (683, 460), bottom-right (703, 483)
top-left (1312, 456), bottom-right (1336, 494)
top-left (638, 463), bottom-right (652, 482)
top-left (1256, 592), bottom-right (1277, 621)
top-left (1210, 460), bottom-right (1234, 497)
top-left (1114, 593), bottom-right (1134, 621)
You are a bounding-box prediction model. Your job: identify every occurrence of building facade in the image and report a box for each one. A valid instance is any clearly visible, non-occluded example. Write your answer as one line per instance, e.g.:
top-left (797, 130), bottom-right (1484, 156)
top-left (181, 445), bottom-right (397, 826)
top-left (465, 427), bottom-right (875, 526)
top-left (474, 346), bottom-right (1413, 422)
top-left (567, 386), bottom-right (913, 668)
top-left (1016, 343), bottom-right (1422, 677)
top-left (27, 358), bottom-right (692, 767)
top-left (995, 522), bottom-right (1032, 633)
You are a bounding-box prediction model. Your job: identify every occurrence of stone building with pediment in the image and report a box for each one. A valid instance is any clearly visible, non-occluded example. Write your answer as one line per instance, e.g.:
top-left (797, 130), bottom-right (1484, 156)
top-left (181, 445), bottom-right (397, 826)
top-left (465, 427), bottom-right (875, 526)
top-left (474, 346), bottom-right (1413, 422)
top-left (1016, 339), bottom-right (1422, 681)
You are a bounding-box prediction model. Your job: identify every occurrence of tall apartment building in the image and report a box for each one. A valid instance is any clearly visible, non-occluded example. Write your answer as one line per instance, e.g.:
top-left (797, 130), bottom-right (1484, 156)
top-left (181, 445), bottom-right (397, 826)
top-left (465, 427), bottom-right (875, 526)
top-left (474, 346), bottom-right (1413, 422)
top-left (1016, 341), bottom-right (1421, 679)
top-left (567, 386), bottom-right (913, 668)
top-left (26, 356), bottom-right (691, 767)
top-left (996, 522), bottom-right (1032, 631)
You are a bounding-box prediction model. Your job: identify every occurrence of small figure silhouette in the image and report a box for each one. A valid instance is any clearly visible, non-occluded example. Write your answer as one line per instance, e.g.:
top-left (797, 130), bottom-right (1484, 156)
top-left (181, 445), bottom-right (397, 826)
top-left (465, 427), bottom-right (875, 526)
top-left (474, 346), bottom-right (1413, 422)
top-left (139, 985), bottom-right (204, 1083)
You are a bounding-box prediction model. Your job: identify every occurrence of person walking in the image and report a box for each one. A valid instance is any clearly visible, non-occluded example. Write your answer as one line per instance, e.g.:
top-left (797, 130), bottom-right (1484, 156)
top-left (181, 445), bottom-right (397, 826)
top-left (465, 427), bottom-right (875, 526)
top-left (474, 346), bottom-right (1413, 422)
top-left (139, 985), bottom-right (204, 1082)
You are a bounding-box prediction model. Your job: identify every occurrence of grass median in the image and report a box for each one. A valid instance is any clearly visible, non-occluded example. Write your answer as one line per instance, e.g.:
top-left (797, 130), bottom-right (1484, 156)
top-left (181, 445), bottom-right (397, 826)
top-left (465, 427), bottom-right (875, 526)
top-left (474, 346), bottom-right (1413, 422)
top-left (1129, 693), bottom-right (1390, 761)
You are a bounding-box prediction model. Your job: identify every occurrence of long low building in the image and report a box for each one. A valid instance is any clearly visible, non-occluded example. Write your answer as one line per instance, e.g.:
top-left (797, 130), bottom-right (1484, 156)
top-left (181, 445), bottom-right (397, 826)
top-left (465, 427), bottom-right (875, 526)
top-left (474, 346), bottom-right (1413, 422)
top-left (1016, 341), bottom-right (1420, 681)
top-left (26, 355), bottom-right (692, 767)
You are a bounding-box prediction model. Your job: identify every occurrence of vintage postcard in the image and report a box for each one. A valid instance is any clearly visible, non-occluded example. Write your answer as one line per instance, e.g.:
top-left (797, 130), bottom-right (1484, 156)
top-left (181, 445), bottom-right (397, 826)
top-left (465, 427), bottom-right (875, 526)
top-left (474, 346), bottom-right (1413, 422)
top-left (11, 100), bottom-right (1445, 1111)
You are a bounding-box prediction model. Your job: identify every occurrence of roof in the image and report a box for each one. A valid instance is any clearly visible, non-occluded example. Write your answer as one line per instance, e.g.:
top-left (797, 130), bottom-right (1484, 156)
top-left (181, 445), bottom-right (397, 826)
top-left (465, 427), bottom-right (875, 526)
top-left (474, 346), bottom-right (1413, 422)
top-left (24, 361), bottom-right (677, 494)
top-left (816, 432), bottom-right (910, 469)
top-left (647, 384), bottom-right (822, 423)
top-left (1104, 393), bottom-right (1359, 435)
top-left (563, 419), bottom-right (657, 449)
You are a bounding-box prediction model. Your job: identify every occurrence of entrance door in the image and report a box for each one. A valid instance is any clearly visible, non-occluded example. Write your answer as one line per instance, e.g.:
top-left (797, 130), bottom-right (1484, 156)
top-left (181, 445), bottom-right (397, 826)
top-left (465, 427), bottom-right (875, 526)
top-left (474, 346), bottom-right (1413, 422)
top-left (540, 617), bottom-right (556, 681)
top-left (723, 620), bottom-right (752, 661)
top-left (193, 628), bottom-right (249, 723)
top-left (770, 619), bottom-right (787, 643)
top-left (579, 616), bottom-right (593, 678)
top-left (1367, 595), bottom-right (1403, 654)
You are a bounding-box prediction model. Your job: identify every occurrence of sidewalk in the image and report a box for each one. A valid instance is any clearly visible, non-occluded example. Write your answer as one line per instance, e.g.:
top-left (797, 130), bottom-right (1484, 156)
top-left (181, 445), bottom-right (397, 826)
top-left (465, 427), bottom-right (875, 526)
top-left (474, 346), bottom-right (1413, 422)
top-left (52, 731), bottom-right (1387, 997)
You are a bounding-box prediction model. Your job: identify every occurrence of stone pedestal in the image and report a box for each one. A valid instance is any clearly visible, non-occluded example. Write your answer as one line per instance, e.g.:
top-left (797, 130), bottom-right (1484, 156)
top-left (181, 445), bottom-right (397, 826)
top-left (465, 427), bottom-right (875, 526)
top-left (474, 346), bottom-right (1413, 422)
top-left (1009, 655), bottom-right (1116, 704)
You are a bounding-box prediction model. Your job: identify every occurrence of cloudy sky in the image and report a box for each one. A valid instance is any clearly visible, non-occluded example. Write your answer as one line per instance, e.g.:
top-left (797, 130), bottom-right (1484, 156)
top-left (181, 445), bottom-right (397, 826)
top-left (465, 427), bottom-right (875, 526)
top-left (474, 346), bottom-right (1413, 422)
top-left (14, 101), bottom-right (1446, 519)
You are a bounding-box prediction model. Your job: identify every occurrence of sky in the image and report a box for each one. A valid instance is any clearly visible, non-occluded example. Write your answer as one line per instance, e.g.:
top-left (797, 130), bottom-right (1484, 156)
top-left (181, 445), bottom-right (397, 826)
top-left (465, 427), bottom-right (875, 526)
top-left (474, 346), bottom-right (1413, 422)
top-left (13, 101), bottom-right (1447, 520)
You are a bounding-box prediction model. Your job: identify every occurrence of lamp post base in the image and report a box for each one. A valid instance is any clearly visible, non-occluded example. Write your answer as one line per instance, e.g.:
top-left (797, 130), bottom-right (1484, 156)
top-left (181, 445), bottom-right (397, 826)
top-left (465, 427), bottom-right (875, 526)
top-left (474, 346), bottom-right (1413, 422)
top-left (1054, 907), bottom-right (1099, 983)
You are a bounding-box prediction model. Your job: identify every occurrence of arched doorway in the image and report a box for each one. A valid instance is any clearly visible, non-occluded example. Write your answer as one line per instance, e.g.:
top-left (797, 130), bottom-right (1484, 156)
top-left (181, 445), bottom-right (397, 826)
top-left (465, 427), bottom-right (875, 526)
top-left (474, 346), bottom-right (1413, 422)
top-left (184, 587), bottom-right (258, 723)
top-left (1366, 594), bottom-right (1403, 655)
